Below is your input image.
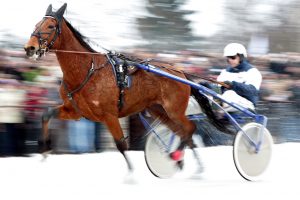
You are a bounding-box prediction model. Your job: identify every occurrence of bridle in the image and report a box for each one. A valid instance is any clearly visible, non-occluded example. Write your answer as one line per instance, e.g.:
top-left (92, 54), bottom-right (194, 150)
top-left (30, 16), bottom-right (61, 55)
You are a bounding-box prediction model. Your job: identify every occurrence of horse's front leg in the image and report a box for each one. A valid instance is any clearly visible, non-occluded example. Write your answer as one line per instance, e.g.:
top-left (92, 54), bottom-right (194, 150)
top-left (104, 115), bottom-right (133, 171)
top-left (40, 107), bottom-right (58, 154)
top-left (41, 105), bottom-right (79, 156)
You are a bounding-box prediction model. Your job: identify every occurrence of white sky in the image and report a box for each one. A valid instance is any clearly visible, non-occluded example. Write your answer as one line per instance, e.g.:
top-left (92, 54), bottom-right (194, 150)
top-left (0, 0), bottom-right (149, 50)
top-left (0, 0), bottom-right (297, 51)
top-left (0, 0), bottom-right (230, 50)
top-left (180, 0), bottom-right (225, 37)
top-left (0, 143), bottom-right (299, 200)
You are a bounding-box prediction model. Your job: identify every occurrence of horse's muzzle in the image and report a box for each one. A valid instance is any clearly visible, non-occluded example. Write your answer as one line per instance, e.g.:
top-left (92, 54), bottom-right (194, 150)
top-left (24, 45), bottom-right (36, 56)
top-left (24, 45), bottom-right (42, 59)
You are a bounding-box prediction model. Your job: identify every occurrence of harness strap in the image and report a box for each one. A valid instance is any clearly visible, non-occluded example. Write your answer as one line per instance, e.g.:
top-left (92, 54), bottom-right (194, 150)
top-left (106, 53), bottom-right (131, 110)
top-left (62, 57), bottom-right (107, 117)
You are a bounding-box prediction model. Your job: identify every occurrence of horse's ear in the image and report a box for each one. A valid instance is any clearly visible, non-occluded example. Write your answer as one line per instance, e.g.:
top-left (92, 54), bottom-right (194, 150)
top-left (55, 3), bottom-right (67, 20)
top-left (45, 4), bottom-right (53, 16)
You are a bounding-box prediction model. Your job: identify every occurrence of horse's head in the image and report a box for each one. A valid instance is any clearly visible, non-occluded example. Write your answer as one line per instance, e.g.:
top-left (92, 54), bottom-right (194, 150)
top-left (24, 3), bottom-right (67, 59)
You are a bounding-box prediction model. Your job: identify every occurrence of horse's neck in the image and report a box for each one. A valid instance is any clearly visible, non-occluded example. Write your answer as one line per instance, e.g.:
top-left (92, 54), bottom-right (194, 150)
top-left (54, 22), bottom-right (108, 86)
top-left (55, 29), bottom-right (97, 81)
top-left (56, 34), bottom-right (89, 67)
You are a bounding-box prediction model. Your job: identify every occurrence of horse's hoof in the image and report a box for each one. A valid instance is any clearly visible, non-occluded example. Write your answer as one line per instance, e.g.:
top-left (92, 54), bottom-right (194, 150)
top-left (40, 150), bottom-right (53, 162)
top-left (38, 140), bottom-right (52, 153)
top-left (177, 160), bottom-right (184, 170)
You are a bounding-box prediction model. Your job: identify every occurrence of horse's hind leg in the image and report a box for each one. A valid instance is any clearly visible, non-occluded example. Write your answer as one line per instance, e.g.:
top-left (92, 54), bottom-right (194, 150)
top-left (148, 105), bottom-right (195, 161)
top-left (159, 107), bottom-right (205, 172)
top-left (148, 104), bottom-right (195, 143)
top-left (164, 107), bottom-right (205, 173)
top-left (147, 105), bottom-right (183, 134)
top-left (103, 114), bottom-right (133, 171)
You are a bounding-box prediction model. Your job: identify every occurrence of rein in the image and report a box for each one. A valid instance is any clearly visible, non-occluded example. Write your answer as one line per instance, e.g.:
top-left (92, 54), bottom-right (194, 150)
top-left (50, 49), bottom-right (229, 88)
top-left (157, 65), bottom-right (230, 88)
top-left (50, 49), bottom-right (105, 55)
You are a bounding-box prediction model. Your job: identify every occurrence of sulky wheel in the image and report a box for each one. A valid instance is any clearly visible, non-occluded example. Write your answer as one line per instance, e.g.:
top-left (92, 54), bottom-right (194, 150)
top-left (233, 122), bottom-right (273, 181)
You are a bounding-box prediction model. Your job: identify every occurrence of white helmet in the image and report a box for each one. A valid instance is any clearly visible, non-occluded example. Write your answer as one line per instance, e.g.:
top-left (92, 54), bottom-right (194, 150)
top-left (223, 43), bottom-right (247, 57)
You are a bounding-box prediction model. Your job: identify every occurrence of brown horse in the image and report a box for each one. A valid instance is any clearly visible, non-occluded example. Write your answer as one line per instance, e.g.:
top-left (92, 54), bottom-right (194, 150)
top-left (24, 3), bottom-right (223, 170)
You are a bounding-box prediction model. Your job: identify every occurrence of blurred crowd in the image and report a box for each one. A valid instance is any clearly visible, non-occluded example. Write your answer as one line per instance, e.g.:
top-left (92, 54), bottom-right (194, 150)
top-left (0, 48), bottom-right (299, 156)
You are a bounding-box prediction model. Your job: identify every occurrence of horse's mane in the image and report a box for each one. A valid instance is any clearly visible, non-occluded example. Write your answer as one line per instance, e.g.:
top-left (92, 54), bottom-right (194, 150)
top-left (63, 18), bottom-right (97, 53)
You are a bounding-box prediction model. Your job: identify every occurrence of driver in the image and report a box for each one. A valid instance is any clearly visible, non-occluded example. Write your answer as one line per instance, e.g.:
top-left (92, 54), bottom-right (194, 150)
top-left (217, 43), bottom-right (262, 112)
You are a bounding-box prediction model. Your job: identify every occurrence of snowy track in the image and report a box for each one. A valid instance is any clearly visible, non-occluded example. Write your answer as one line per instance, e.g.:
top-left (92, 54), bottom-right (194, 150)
top-left (1, 143), bottom-right (299, 200)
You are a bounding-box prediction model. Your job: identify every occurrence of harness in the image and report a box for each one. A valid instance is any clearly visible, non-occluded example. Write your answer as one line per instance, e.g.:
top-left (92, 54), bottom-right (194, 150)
top-left (106, 52), bottom-right (138, 109)
top-left (61, 52), bottom-right (139, 117)
top-left (62, 58), bottom-right (108, 117)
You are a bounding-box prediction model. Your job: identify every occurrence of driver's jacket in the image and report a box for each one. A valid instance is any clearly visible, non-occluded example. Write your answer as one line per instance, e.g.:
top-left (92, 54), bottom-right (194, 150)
top-left (217, 60), bottom-right (262, 106)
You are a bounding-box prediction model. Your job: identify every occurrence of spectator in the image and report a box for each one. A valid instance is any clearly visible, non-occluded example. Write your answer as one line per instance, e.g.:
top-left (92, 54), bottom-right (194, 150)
top-left (0, 77), bottom-right (26, 156)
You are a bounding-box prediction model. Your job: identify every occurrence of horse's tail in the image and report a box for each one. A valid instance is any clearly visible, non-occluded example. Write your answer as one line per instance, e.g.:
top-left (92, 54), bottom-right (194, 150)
top-left (184, 74), bottom-right (234, 134)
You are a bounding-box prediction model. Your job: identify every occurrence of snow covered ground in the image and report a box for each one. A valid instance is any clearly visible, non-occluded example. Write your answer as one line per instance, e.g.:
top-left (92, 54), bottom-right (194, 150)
top-left (0, 143), bottom-right (299, 200)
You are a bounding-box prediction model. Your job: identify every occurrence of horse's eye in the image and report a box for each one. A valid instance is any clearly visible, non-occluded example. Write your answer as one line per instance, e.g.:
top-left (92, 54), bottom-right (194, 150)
top-left (48, 25), bottom-right (55, 29)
